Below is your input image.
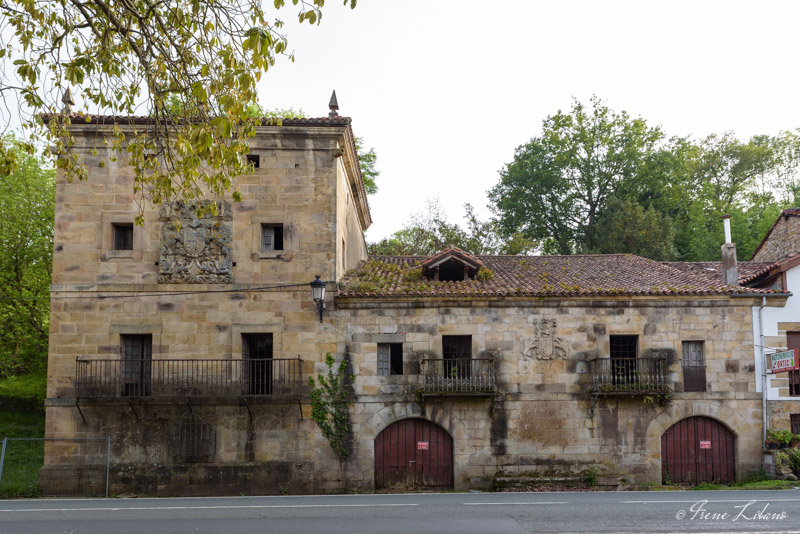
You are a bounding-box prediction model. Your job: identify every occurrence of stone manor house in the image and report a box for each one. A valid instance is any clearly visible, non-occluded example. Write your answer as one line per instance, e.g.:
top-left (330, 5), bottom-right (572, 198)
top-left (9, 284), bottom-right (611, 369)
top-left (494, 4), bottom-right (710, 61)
top-left (42, 106), bottom-right (800, 495)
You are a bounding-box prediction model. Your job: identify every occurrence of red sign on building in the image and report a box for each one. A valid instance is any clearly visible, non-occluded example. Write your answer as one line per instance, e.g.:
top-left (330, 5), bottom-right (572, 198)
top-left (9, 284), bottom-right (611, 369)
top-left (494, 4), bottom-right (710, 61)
top-left (417, 441), bottom-right (429, 450)
top-left (699, 440), bottom-right (711, 449)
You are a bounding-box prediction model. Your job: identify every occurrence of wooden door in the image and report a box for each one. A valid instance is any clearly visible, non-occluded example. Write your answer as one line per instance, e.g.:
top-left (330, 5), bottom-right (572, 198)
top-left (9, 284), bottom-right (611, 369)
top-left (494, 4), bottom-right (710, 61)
top-left (374, 419), bottom-right (453, 490)
top-left (661, 416), bottom-right (735, 484)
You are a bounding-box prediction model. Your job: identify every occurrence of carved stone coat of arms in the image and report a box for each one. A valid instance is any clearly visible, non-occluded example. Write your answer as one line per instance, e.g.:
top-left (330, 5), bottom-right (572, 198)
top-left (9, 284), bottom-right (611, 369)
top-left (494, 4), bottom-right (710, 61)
top-left (522, 318), bottom-right (566, 361)
top-left (158, 201), bottom-right (233, 283)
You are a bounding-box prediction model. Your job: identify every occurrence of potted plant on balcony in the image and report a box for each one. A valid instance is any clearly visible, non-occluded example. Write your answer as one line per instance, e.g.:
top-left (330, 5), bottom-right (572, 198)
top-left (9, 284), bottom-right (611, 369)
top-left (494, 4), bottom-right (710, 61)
top-left (791, 433), bottom-right (800, 449)
top-left (769, 429), bottom-right (795, 449)
top-left (766, 429), bottom-right (781, 450)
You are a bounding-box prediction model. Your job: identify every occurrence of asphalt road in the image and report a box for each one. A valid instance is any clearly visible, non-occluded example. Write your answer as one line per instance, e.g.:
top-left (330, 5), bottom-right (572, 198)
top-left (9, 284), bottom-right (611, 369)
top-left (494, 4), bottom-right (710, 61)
top-left (2, 490), bottom-right (800, 534)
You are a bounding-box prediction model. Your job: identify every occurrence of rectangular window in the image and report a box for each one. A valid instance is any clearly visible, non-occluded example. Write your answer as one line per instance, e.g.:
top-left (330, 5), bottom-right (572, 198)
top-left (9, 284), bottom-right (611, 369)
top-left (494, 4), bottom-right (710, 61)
top-left (682, 340), bottom-right (706, 392)
top-left (610, 335), bottom-right (638, 385)
top-left (112, 223), bottom-right (134, 250)
top-left (174, 421), bottom-right (215, 463)
top-left (246, 154), bottom-right (260, 168)
top-left (789, 333), bottom-right (800, 397)
top-left (121, 334), bottom-right (152, 397)
top-left (443, 335), bottom-right (471, 378)
top-left (378, 343), bottom-right (403, 376)
top-left (791, 414), bottom-right (800, 435)
top-left (261, 224), bottom-right (284, 252)
top-left (243, 333), bottom-right (273, 395)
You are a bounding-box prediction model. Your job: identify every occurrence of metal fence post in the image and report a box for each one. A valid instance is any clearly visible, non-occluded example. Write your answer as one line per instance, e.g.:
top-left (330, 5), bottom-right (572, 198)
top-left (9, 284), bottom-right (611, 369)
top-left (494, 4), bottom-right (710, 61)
top-left (0, 437), bottom-right (7, 485)
top-left (105, 436), bottom-right (111, 497)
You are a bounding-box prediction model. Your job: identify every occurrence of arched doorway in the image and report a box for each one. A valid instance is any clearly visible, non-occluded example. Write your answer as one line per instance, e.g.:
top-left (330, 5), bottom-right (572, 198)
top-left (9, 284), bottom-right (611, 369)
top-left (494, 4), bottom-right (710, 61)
top-left (661, 416), bottom-right (735, 484)
top-left (374, 418), bottom-right (453, 490)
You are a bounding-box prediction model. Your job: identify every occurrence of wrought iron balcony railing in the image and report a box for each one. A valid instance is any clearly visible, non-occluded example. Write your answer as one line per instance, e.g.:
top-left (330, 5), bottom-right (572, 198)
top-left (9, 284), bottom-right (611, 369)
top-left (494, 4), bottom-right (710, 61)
top-left (75, 358), bottom-right (303, 398)
top-left (421, 358), bottom-right (496, 395)
top-left (589, 357), bottom-right (670, 395)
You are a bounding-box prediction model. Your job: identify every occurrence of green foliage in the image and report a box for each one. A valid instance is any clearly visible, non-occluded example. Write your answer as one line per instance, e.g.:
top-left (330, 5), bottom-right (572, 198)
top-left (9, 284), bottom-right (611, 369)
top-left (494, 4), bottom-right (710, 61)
top-left (369, 198), bottom-right (536, 256)
top-left (0, 137), bottom-right (54, 377)
top-left (308, 352), bottom-right (353, 462)
top-left (490, 96), bottom-right (664, 255)
top-left (768, 428), bottom-right (795, 445)
top-left (0, 372), bottom-right (47, 411)
top-left (594, 198), bottom-right (678, 260)
top-left (489, 97), bottom-right (800, 261)
top-left (0, 410), bottom-right (45, 498)
top-left (0, 0), bottom-right (357, 219)
top-left (354, 137), bottom-right (379, 195)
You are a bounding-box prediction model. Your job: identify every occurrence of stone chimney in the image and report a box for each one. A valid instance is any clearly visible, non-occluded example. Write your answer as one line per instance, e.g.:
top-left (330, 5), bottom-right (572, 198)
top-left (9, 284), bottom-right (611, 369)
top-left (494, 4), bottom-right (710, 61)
top-left (721, 214), bottom-right (738, 285)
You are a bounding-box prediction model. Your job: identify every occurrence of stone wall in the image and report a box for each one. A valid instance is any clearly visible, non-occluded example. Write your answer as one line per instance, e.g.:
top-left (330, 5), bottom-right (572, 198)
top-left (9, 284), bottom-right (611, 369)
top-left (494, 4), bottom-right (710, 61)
top-left (752, 213), bottom-right (800, 262)
top-left (337, 296), bottom-right (765, 488)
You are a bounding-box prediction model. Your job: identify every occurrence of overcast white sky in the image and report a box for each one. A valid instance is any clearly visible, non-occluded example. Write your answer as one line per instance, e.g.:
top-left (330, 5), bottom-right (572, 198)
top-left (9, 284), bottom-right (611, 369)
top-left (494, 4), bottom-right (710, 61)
top-left (258, 0), bottom-right (800, 242)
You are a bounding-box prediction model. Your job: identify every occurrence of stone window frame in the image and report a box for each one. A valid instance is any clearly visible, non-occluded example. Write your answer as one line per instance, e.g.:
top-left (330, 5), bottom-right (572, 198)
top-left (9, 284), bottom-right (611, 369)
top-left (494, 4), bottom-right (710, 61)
top-left (377, 342), bottom-right (403, 376)
top-left (250, 219), bottom-right (295, 261)
top-left (231, 324), bottom-right (283, 361)
top-left (681, 340), bottom-right (707, 393)
top-left (99, 212), bottom-right (144, 261)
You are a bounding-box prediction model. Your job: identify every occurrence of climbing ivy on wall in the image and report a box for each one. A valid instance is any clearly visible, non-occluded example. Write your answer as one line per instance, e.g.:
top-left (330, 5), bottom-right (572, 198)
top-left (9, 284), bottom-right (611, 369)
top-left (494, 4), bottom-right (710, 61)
top-left (308, 352), bottom-right (354, 462)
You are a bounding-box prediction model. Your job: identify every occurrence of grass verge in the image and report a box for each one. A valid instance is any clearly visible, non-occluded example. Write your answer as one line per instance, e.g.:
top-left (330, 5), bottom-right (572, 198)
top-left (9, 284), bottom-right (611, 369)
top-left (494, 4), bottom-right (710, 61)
top-left (0, 374), bottom-right (46, 498)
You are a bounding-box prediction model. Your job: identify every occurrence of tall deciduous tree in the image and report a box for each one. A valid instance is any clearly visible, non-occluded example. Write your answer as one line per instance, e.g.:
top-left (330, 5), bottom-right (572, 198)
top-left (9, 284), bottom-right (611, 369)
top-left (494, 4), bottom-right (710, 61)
top-left (489, 96), bottom-right (664, 254)
top-left (0, 137), bottom-right (54, 376)
top-left (0, 0), bottom-right (356, 222)
top-left (369, 198), bottom-right (535, 256)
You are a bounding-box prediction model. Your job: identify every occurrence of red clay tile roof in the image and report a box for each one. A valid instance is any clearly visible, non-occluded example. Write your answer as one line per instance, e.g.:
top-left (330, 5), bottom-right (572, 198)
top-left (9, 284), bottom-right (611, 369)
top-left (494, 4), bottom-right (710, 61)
top-left (666, 253), bottom-right (800, 285)
top-left (338, 253), bottom-right (783, 298)
top-left (41, 114), bottom-right (353, 127)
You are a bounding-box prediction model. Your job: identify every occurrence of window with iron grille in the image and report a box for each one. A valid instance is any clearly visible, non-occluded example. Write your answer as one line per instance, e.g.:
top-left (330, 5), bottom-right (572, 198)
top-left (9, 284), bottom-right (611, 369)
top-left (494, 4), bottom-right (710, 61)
top-left (790, 370), bottom-right (800, 397)
top-left (243, 333), bottom-right (273, 395)
top-left (443, 335), bottom-right (471, 378)
top-left (261, 224), bottom-right (284, 252)
top-left (791, 414), bottom-right (800, 435)
top-left (609, 335), bottom-right (637, 385)
top-left (112, 223), bottom-right (133, 250)
top-left (682, 340), bottom-right (706, 392)
top-left (173, 421), bottom-right (215, 463)
top-left (121, 334), bottom-right (151, 397)
top-left (789, 332), bottom-right (800, 397)
top-left (378, 343), bottom-right (403, 376)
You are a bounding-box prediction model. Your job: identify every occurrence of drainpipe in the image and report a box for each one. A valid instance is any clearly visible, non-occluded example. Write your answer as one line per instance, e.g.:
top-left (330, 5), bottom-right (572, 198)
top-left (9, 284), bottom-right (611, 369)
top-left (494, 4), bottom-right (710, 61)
top-left (760, 296), bottom-right (767, 445)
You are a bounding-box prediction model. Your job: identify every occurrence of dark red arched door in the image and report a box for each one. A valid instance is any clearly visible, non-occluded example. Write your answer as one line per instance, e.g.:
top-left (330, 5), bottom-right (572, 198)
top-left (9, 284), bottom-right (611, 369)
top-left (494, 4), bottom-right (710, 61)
top-left (374, 419), bottom-right (453, 490)
top-left (661, 416), bottom-right (735, 484)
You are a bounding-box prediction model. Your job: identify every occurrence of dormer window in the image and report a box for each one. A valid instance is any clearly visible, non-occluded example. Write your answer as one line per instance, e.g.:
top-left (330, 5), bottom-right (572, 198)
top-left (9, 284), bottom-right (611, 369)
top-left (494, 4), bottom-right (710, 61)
top-left (421, 246), bottom-right (483, 282)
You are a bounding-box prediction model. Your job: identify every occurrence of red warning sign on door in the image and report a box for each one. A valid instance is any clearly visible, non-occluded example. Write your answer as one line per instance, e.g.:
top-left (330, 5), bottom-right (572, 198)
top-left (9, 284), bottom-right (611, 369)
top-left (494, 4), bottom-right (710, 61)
top-left (699, 440), bottom-right (711, 449)
top-left (417, 441), bottom-right (429, 450)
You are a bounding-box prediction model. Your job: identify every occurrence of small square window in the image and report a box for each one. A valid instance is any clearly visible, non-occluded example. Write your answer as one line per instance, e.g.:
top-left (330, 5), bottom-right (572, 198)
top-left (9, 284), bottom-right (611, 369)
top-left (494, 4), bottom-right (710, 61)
top-left (113, 223), bottom-right (133, 250)
top-left (261, 224), bottom-right (284, 252)
top-left (247, 154), bottom-right (260, 168)
top-left (378, 343), bottom-right (403, 376)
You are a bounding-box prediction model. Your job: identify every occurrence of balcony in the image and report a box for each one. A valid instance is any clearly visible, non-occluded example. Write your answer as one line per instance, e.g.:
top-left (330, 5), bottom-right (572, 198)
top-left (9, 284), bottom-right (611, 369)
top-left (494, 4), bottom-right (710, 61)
top-left (421, 358), bottom-right (496, 397)
top-left (75, 358), bottom-right (304, 399)
top-left (589, 357), bottom-right (670, 396)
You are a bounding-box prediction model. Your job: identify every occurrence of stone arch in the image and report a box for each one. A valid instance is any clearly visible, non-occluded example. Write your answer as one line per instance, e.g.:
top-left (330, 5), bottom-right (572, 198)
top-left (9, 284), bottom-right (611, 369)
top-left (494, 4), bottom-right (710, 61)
top-left (357, 403), bottom-right (467, 490)
top-left (645, 401), bottom-right (744, 483)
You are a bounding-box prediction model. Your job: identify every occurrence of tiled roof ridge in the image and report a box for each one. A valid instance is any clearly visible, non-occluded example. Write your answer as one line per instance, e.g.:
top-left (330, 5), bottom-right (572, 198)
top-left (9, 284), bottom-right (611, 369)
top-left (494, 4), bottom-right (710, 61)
top-left (339, 253), bottom-right (785, 298)
top-left (41, 113), bottom-right (352, 126)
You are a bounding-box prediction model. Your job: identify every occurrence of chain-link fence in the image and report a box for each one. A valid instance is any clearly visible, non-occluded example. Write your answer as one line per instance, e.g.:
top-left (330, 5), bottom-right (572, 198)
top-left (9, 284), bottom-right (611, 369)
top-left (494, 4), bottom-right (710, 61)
top-left (0, 437), bottom-right (110, 497)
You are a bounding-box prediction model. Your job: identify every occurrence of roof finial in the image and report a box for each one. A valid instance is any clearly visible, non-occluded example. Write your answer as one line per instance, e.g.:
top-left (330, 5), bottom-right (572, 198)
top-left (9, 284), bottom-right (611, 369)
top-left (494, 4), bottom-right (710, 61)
top-left (61, 87), bottom-right (75, 114)
top-left (328, 90), bottom-right (339, 117)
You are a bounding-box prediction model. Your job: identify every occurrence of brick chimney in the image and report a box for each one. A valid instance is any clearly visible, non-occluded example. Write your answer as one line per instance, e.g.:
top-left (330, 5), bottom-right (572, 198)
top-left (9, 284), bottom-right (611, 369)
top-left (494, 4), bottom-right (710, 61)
top-left (721, 214), bottom-right (738, 285)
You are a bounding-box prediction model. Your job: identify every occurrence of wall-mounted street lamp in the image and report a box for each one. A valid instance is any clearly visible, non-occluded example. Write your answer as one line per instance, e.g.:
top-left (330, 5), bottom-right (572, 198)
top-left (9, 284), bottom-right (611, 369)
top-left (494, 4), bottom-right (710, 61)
top-left (310, 275), bottom-right (326, 323)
